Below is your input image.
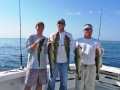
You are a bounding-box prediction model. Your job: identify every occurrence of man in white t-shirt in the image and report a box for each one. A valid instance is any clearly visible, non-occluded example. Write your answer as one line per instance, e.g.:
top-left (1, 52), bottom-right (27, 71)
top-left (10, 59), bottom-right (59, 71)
top-left (47, 19), bottom-right (73, 90)
top-left (74, 24), bottom-right (104, 90)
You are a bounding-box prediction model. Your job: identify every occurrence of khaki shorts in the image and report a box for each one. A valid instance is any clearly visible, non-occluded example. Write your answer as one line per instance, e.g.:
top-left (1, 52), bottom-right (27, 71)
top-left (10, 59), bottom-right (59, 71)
top-left (25, 69), bottom-right (48, 86)
top-left (75, 64), bottom-right (96, 90)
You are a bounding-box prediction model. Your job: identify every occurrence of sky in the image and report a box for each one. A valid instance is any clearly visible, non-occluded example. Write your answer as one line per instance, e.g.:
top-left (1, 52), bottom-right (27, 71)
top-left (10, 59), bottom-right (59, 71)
top-left (0, 0), bottom-right (120, 41)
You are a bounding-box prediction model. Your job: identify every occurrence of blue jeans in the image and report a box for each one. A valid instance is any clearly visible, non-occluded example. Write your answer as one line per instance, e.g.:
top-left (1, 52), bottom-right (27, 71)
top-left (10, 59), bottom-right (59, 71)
top-left (47, 62), bottom-right (68, 90)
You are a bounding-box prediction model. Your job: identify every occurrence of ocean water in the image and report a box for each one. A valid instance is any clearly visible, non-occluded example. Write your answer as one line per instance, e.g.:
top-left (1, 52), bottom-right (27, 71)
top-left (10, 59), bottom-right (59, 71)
top-left (0, 38), bottom-right (120, 71)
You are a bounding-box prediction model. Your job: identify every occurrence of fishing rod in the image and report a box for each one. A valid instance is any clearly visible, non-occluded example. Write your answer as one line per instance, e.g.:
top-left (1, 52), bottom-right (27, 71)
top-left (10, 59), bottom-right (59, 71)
top-left (19, 0), bottom-right (24, 70)
top-left (98, 8), bottom-right (102, 41)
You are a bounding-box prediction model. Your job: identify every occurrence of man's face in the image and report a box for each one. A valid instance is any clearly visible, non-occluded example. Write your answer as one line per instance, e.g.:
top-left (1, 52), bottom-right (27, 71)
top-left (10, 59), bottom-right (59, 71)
top-left (83, 28), bottom-right (93, 37)
top-left (57, 21), bottom-right (65, 30)
top-left (36, 24), bottom-right (44, 34)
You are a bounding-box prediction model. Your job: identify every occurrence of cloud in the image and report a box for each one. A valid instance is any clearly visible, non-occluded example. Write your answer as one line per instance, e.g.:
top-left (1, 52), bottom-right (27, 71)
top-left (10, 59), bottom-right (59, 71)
top-left (89, 11), bottom-right (93, 14)
top-left (64, 10), bottom-right (81, 15)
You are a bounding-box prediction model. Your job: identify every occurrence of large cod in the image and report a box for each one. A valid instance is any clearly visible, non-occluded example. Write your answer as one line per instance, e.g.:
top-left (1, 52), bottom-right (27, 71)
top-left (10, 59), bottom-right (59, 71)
top-left (52, 32), bottom-right (60, 67)
top-left (37, 38), bottom-right (45, 67)
top-left (64, 35), bottom-right (71, 71)
top-left (95, 48), bottom-right (102, 80)
top-left (48, 43), bottom-right (55, 77)
top-left (74, 45), bottom-right (82, 80)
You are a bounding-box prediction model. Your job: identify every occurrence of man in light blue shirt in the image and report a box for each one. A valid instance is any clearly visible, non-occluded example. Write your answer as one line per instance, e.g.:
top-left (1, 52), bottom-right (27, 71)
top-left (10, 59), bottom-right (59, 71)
top-left (24, 21), bottom-right (48, 90)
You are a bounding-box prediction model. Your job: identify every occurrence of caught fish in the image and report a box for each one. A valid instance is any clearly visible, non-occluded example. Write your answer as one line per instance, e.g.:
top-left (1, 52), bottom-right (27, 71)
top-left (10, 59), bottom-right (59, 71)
top-left (64, 35), bottom-right (71, 71)
top-left (74, 45), bottom-right (82, 80)
top-left (95, 48), bottom-right (102, 80)
top-left (37, 38), bottom-right (45, 67)
top-left (53, 32), bottom-right (60, 65)
top-left (48, 43), bottom-right (55, 77)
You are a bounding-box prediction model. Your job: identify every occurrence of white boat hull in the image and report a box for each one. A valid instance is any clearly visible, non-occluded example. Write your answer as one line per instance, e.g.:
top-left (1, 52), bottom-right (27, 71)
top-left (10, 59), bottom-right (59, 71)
top-left (0, 64), bottom-right (120, 90)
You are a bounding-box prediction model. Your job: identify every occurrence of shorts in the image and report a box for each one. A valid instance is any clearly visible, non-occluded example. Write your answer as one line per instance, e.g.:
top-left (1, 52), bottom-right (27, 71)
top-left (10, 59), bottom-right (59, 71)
top-left (25, 69), bottom-right (48, 86)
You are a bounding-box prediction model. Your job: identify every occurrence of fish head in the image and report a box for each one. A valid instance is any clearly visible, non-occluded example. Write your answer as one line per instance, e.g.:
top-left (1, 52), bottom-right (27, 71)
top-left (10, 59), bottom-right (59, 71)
top-left (64, 35), bottom-right (70, 39)
top-left (74, 47), bottom-right (78, 53)
top-left (54, 32), bottom-right (60, 44)
top-left (52, 35), bottom-right (55, 41)
top-left (40, 38), bottom-right (45, 44)
top-left (64, 35), bottom-right (67, 38)
top-left (74, 46), bottom-right (81, 54)
top-left (48, 43), bottom-right (54, 50)
top-left (77, 46), bottom-right (82, 55)
top-left (96, 48), bottom-right (101, 57)
top-left (64, 35), bottom-right (71, 43)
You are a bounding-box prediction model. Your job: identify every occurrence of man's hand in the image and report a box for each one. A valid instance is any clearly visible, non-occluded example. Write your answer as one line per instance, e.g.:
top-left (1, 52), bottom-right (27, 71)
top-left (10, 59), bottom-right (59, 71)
top-left (35, 38), bottom-right (41, 44)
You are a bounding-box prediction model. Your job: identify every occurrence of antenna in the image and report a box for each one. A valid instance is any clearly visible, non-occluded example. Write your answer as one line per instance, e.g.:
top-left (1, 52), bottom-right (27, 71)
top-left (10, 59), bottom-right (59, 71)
top-left (98, 8), bottom-right (102, 41)
top-left (19, 0), bottom-right (24, 70)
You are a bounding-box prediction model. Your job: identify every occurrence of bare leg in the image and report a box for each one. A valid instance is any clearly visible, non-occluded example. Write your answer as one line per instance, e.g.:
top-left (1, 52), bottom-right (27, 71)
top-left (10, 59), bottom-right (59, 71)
top-left (36, 84), bottom-right (42, 90)
top-left (24, 86), bottom-right (31, 90)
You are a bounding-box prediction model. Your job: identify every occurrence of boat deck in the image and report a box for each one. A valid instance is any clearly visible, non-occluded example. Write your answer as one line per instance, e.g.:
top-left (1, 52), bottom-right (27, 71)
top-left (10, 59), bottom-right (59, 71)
top-left (68, 85), bottom-right (112, 90)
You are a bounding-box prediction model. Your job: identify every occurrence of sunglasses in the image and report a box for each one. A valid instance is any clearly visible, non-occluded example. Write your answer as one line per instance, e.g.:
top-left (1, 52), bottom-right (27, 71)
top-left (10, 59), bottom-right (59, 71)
top-left (58, 22), bottom-right (64, 25)
top-left (37, 26), bottom-right (44, 28)
top-left (84, 28), bottom-right (92, 32)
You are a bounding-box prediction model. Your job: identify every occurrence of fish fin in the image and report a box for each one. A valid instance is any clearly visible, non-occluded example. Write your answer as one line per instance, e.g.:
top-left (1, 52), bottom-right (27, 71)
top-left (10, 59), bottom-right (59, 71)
top-left (78, 72), bottom-right (81, 80)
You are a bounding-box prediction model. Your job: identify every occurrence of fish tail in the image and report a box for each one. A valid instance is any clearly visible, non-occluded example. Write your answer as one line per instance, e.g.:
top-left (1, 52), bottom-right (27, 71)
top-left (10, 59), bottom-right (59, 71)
top-left (78, 74), bottom-right (81, 80)
top-left (50, 74), bottom-right (53, 78)
top-left (78, 76), bottom-right (81, 80)
top-left (76, 68), bottom-right (78, 74)
top-left (96, 74), bottom-right (99, 80)
top-left (50, 64), bottom-right (53, 77)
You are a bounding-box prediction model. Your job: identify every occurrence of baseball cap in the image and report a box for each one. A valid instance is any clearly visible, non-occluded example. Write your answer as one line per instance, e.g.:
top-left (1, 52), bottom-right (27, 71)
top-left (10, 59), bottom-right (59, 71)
top-left (57, 19), bottom-right (65, 24)
top-left (83, 24), bottom-right (93, 29)
top-left (35, 21), bottom-right (44, 27)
